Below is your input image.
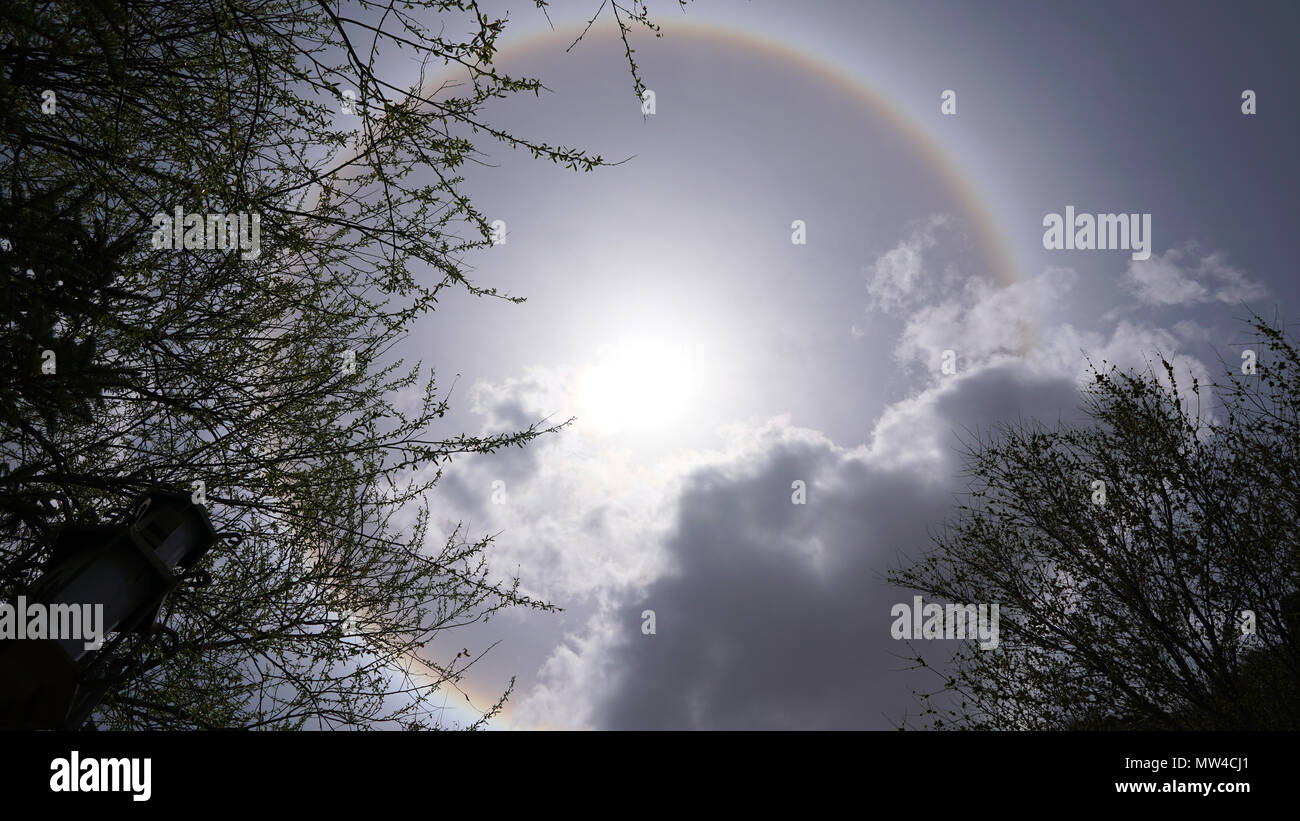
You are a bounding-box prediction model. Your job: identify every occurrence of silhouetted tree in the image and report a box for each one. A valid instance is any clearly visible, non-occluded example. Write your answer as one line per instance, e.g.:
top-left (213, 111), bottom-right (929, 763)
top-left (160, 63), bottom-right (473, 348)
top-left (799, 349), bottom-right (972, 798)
top-left (1, 0), bottom-right (674, 728)
top-left (891, 315), bottom-right (1300, 730)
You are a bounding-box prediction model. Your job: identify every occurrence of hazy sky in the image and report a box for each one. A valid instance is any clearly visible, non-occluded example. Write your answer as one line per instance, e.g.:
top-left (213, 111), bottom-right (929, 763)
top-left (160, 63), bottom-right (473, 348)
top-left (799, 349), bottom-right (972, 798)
top-left (366, 0), bottom-right (1300, 728)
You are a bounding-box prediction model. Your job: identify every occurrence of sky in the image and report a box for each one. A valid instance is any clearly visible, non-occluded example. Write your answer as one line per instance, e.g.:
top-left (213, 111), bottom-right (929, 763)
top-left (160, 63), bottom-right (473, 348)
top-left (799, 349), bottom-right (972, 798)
top-left (365, 0), bottom-right (1300, 728)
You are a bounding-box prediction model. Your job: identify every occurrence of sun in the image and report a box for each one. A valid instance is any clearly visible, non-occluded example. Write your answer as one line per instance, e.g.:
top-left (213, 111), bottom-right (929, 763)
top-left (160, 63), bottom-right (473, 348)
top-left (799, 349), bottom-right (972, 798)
top-left (576, 337), bottom-right (701, 435)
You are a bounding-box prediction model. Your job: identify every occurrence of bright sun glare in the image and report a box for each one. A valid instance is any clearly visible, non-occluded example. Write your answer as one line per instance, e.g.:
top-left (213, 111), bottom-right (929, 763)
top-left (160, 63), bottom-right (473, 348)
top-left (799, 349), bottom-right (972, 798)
top-left (576, 337), bottom-right (702, 435)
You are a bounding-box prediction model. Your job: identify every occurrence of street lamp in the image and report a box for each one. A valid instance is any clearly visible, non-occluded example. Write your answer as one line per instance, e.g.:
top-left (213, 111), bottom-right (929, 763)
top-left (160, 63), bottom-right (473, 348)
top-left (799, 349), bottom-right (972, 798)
top-left (0, 490), bottom-right (215, 728)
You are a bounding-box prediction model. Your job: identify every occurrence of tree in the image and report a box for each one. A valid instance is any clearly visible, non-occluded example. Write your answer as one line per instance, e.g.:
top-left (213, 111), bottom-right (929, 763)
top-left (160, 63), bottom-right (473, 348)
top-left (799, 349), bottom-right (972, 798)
top-left (890, 315), bottom-right (1300, 730)
top-left (0, 0), bottom-right (675, 729)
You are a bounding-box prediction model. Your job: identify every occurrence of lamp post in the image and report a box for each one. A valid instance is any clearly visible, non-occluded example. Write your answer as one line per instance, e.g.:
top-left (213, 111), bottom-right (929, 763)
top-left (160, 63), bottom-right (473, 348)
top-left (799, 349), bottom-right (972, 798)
top-left (0, 490), bottom-right (215, 729)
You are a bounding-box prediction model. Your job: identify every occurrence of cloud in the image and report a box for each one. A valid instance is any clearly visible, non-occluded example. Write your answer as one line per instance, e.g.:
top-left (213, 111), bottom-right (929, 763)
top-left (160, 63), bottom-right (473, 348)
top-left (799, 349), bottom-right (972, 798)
top-left (863, 214), bottom-right (950, 313)
top-left (425, 365), bottom-right (696, 602)
top-left (892, 267), bottom-right (1071, 374)
top-left (512, 252), bottom-right (1221, 728)
top-left (517, 366), bottom-right (1087, 729)
top-left (884, 261), bottom-right (1213, 414)
top-left (1124, 245), bottom-right (1266, 306)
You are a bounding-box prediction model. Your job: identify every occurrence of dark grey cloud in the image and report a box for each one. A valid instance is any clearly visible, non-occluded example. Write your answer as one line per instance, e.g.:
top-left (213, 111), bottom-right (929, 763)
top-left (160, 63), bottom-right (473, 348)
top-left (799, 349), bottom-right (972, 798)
top-left (590, 363), bottom-right (1084, 729)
